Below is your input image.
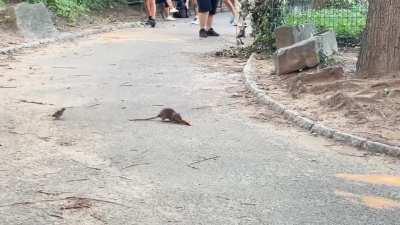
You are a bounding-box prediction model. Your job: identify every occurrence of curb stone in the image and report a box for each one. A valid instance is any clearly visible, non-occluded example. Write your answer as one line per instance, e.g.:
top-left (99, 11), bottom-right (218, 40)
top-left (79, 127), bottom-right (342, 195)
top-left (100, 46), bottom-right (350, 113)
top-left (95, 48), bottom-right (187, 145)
top-left (243, 53), bottom-right (400, 158)
top-left (0, 21), bottom-right (144, 54)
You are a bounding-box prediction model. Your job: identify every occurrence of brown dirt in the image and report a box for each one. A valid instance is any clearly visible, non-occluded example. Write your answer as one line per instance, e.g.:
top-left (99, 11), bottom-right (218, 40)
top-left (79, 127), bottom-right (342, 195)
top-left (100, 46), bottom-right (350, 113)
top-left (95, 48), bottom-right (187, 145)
top-left (252, 49), bottom-right (400, 147)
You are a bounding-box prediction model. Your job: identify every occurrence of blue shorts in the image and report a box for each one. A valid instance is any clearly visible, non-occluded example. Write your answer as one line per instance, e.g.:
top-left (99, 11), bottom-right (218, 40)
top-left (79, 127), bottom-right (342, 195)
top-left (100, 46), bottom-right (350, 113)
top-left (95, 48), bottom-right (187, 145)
top-left (197, 0), bottom-right (219, 15)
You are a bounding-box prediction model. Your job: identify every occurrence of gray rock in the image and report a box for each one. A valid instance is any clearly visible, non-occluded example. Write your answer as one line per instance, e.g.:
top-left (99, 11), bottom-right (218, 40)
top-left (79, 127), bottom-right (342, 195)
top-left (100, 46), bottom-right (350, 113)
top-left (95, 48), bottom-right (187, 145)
top-left (311, 123), bottom-right (335, 138)
top-left (363, 141), bottom-right (400, 156)
top-left (275, 24), bottom-right (316, 49)
top-left (274, 38), bottom-right (320, 75)
top-left (4, 2), bottom-right (58, 39)
top-left (315, 31), bottom-right (338, 57)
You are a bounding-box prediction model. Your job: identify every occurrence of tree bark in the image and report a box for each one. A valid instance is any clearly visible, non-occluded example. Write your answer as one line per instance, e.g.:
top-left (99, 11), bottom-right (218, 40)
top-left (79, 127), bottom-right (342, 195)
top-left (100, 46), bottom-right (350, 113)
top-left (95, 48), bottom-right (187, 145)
top-left (357, 0), bottom-right (400, 77)
top-left (312, 0), bottom-right (330, 9)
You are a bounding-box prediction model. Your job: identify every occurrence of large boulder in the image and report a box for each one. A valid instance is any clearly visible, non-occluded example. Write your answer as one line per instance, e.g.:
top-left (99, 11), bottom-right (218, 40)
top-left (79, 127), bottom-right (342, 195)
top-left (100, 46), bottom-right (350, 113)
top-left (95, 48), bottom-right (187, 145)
top-left (3, 2), bottom-right (57, 39)
top-left (274, 38), bottom-right (320, 75)
top-left (275, 24), bottom-right (316, 49)
top-left (274, 31), bottom-right (339, 75)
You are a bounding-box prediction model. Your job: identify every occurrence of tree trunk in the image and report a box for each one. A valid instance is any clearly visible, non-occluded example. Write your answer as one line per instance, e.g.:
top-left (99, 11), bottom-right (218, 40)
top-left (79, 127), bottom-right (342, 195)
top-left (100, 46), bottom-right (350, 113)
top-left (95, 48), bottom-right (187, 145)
top-left (312, 0), bottom-right (330, 9)
top-left (357, 0), bottom-right (400, 77)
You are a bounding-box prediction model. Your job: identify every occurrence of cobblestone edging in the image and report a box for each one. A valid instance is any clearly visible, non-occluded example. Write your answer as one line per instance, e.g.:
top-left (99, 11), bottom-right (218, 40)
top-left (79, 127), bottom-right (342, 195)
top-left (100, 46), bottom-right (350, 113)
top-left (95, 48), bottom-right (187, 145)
top-left (243, 53), bottom-right (400, 158)
top-left (0, 21), bottom-right (144, 54)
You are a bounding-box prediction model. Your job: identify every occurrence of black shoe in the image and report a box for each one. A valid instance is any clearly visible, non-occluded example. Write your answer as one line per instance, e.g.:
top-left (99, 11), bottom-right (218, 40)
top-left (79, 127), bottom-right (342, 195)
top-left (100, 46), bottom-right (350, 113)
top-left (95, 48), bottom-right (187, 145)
top-left (149, 19), bottom-right (156, 28)
top-left (207, 28), bottom-right (220, 37)
top-left (146, 18), bottom-right (156, 28)
top-left (199, 28), bottom-right (208, 38)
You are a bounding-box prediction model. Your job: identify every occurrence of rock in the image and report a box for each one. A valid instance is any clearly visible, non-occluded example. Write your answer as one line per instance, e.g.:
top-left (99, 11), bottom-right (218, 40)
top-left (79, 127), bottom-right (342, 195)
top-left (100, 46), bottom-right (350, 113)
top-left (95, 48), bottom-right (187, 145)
top-left (4, 2), bottom-right (58, 39)
top-left (275, 24), bottom-right (316, 49)
top-left (274, 31), bottom-right (339, 75)
top-left (315, 31), bottom-right (338, 57)
top-left (274, 38), bottom-right (320, 75)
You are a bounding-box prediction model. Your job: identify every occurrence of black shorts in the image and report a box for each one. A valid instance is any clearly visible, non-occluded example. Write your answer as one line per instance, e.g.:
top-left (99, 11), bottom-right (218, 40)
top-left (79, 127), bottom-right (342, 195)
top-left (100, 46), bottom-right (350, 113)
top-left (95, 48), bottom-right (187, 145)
top-left (197, 0), bottom-right (219, 15)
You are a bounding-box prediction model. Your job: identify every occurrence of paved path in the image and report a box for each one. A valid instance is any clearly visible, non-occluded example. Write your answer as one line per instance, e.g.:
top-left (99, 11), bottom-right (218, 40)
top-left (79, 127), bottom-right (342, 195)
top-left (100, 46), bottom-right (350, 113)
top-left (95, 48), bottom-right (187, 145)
top-left (0, 14), bottom-right (400, 225)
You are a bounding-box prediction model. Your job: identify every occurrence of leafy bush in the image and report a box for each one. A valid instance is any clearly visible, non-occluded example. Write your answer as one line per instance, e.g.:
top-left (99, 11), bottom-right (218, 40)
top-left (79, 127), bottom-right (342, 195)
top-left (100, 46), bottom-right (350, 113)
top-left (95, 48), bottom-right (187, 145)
top-left (27, 0), bottom-right (127, 21)
top-left (285, 5), bottom-right (367, 45)
top-left (0, 0), bottom-right (5, 7)
top-left (247, 0), bottom-right (285, 53)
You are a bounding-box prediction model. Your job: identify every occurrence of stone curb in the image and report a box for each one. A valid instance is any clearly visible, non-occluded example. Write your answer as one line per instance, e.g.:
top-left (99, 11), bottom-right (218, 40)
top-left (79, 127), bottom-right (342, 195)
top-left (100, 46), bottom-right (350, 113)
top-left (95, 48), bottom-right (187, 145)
top-left (243, 53), bottom-right (400, 158)
top-left (0, 21), bottom-right (144, 54)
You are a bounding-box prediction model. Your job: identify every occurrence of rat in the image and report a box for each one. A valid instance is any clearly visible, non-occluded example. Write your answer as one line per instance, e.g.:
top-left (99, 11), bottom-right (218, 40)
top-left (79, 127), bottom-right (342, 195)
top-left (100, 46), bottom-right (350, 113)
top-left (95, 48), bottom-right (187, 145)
top-left (129, 108), bottom-right (191, 126)
top-left (52, 108), bottom-right (66, 120)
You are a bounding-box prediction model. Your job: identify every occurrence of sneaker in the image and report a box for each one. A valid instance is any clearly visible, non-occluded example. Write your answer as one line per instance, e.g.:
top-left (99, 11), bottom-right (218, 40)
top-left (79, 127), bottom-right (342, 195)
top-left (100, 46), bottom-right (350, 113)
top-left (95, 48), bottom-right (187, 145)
top-left (170, 8), bottom-right (179, 13)
top-left (191, 17), bottom-right (199, 25)
top-left (199, 28), bottom-right (208, 38)
top-left (166, 16), bottom-right (176, 21)
top-left (149, 19), bottom-right (156, 28)
top-left (206, 28), bottom-right (220, 37)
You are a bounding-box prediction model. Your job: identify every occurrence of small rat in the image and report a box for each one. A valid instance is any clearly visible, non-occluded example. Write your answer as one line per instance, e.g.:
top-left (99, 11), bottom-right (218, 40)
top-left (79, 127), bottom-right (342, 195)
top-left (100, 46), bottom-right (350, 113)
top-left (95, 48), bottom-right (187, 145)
top-left (129, 108), bottom-right (191, 126)
top-left (52, 108), bottom-right (66, 120)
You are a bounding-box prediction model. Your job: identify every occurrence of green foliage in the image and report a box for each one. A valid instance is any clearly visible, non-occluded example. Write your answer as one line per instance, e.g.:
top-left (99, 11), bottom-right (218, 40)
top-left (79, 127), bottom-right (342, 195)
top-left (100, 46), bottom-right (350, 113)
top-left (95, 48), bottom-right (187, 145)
top-left (27, 0), bottom-right (127, 21)
top-left (323, 0), bottom-right (359, 9)
top-left (285, 5), bottom-right (367, 45)
top-left (0, 0), bottom-right (6, 7)
top-left (248, 0), bottom-right (285, 53)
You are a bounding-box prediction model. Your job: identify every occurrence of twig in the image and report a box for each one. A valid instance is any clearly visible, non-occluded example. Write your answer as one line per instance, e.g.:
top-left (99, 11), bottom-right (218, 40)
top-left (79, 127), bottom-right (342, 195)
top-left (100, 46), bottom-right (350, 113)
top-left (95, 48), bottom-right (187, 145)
top-left (0, 196), bottom-right (131, 208)
top-left (66, 178), bottom-right (89, 182)
top-left (337, 152), bottom-right (368, 158)
top-left (152, 104), bottom-right (165, 107)
top-left (71, 74), bottom-right (91, 77)
top-left (118, 176), bottom-right (133, 181)
top-left (241, 202), bottom-right (257, 206)
top-left (187, 156), bottom-right (220, 169)
top-left (19, 99), bottom-right (53, 105)
top-left (192, 105), bottom-right (215, 110)
top-left (87, 103), bottom-right (101, 108)
top-left (122, 162), bottom-right (150, 170)
top-left (120, 82), bottom-right (133, 87)
top-left (0, 86), bottom-right (17, 89)
top-left (53, 66), bottom-right (77, 69)
top-left (36, 190), bottom-right (66, 196)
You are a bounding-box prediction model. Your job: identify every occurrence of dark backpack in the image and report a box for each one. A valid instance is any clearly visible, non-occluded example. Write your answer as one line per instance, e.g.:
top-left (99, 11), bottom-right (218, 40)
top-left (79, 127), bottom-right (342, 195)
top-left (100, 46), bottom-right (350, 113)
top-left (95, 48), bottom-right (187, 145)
top-left (173, 0), bottom-right (189, 18)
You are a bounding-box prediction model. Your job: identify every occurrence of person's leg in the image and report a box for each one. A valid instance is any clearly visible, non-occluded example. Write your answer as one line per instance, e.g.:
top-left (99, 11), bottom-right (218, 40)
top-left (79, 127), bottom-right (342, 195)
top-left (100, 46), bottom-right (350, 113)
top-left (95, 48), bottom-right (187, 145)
top-left (197, 0), bottom-right (211, 37)
top-left (166, 0), bottom-right (178, 12)
top-left (145, 0), bottom-right (157, 27)
top-left (206, 0), bottom-right (219, 36)
top-left (165, 0), bottom-right (177, 20)
top-left (191, 0), bottom-right (199, 24)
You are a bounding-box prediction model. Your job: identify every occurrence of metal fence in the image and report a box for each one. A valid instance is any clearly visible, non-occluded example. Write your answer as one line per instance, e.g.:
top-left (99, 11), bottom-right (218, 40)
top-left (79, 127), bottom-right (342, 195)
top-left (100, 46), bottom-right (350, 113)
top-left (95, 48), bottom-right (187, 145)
top-left (281, 0), bottom-right (368, 46)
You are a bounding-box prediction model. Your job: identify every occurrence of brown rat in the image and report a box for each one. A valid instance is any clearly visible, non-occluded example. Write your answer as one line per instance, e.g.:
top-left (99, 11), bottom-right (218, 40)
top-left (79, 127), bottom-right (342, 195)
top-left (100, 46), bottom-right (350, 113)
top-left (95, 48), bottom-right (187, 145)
top-left (129, 108), bottom-right (191, 126)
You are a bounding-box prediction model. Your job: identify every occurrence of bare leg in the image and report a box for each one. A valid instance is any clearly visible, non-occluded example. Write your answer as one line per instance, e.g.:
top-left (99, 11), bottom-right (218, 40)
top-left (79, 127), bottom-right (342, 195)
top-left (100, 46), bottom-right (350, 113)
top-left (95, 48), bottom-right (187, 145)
top-left (166, 0), bottom-right (177, 11)
top-left (146, 0), bottom-right (156, 19)
top-left (206, 14), bottom-right (214, 30)
top-left (224, 0), bottom-right (234, 15)
top-left (198, 12), bottom-right (209, 30)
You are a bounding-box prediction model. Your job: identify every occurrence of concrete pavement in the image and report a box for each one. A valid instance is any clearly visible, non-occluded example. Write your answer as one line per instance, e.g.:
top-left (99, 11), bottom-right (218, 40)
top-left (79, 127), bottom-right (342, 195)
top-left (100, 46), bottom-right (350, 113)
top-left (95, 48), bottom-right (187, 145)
top-left (0, 14), bottom-right (399, 225)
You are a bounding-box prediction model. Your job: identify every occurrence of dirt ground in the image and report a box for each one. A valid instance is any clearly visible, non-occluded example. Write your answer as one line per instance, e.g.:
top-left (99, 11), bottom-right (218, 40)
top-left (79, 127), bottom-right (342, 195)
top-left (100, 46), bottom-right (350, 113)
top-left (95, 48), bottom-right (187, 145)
top-left (250, 49), bottom-right (400, 147)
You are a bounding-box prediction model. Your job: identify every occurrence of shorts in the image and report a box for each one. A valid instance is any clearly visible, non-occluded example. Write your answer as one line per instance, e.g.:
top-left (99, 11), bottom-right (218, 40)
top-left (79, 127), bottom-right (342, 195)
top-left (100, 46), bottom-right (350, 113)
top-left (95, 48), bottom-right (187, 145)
top-left (197, 0), bottom-right (219, 15)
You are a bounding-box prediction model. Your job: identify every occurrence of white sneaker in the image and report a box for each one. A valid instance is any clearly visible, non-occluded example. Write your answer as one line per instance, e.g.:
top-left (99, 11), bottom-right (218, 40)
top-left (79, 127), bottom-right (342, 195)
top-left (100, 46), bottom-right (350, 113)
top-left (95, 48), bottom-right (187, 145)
top-left (166, 16), bottom-right (176, 21)
top-left (170, 8), bottom-right (179, 13)
top-left (191, 17), bottom-right (199, 25)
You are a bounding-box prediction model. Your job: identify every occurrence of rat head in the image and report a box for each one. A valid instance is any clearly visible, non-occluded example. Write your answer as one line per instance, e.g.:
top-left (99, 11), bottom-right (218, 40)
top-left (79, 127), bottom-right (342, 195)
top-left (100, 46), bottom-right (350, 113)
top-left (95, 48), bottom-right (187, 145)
top-left (60, 108), bottom-right (66, 112)
top-left (172, 113), bottom-right (191, 126)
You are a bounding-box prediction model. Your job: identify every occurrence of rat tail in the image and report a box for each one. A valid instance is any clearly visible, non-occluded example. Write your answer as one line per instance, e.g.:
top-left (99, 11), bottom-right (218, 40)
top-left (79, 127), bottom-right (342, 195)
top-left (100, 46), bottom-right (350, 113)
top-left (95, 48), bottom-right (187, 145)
top-left (129, 116), bottom-right (159, 121)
